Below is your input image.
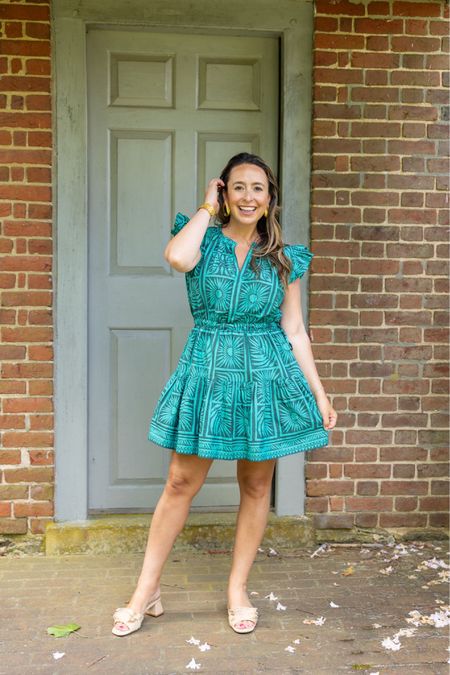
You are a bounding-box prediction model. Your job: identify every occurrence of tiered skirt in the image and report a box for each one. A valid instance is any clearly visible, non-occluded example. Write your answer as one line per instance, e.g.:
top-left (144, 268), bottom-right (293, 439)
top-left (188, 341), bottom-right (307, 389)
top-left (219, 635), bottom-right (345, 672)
top-left (148, 320), bottom-right (329, 461)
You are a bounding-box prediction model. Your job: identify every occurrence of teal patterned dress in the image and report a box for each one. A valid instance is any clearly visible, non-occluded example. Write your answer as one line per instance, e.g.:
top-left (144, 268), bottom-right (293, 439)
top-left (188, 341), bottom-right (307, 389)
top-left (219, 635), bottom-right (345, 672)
top-left (148, 213), bottom-right (329, 461)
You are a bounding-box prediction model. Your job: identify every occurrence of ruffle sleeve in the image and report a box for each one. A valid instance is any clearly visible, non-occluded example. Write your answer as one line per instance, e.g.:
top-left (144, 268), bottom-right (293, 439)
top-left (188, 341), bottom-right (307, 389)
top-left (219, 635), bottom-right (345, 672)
top-left (285, 244), bottom-right (314, 283)
top-left (170, 212), bottom-right (190, 236)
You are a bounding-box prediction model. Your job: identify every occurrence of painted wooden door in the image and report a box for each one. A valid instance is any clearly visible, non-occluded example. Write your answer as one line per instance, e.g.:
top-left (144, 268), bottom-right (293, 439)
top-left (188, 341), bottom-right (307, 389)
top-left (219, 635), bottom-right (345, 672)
top-left (87, 29), bottom-right (279, 511)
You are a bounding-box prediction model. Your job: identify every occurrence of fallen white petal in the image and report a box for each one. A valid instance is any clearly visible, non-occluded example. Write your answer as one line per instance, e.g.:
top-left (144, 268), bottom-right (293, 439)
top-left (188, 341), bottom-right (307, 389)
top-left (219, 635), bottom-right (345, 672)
top-left (428, 557), bottom-right (449, 570)
top-left (265, 592), bottom-right (278, 601)
top-left (429, 610), bottom-right (450, 627)
top-left (293, 638), bottom-right (301, 644)
top-left (303, 616), bottom-right (326, 626)
top-left (380, 566), bottom-right (394, 575)
top-left (395, 627), bottom-right (417, 638)
top-left (186, 657), bottom-right (201, 670)
top-left (330, 601), bottom-right (339, 608)
top-left (198, 642), bottom-right (211, 652)
top-left (382, 636), bottom-right (402, 651)
top-left (310, 543), bottom-right (329, 558)
top-left (276, 602), bottom-right (286, 611)
top-left (186, 636), bottom-right (201, 645)
top-left (372, 623), bottom-right (382, 629)
top-left (285, 645), bottom-right (296, 653)
top-left (52, 652), bottom-right (65, 660)
top-left (268, 548), bottom-right (278, 556)
top-left (250, 591), bottom-right (259, 596)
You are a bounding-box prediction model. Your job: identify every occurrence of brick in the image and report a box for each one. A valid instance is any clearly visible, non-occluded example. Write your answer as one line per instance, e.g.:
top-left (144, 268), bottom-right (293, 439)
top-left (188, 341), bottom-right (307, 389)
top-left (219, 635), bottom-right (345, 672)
top-left (0, 450), bottom-right (22, 464)
top-left (315, 17), bottom-right (339, 32)
top-left (355, 19), bottom-right (405, 35)
top-left (393, 2), bottom-right (441, 17)
top-left (355, 512), bottom-right (378, 527)
top-left (351, 87), bottom-right (399, 102)
top-left (3, 467), bottom-right (54, 483)
top-left (366, 36), bottom-right (390, 51)
top-left (0, 5), bottom-right (50, 20)
top-left (25, 59), bottom-right (51, 76)
top-left (313, 514), bottom-right (355, 529)
top-left (391, 71), bottom-right (440, 87)
top-left (380, 481), bottom-right (428, 495)
top-left (391, 36), bottom-right (440, 52)
top-left (395, 496), bottom-right (418, 511)
top-left (0, 75), bottom-right (50, 93)
top-left (0, 485), bottom-right (28, 500)
top-left (3, 397), bottom-right (52, 413)
top-left (315, 0), bottom-right (365, 14)
top-left (307, 480), bottom-right (354, 497)
top-left (0, 112), bottom-right (51, 129)
top-left (2, 291), bottom-right (51, 307)
top-left (346, 496), bottom-right (393, 512)
top-left (316, 34), bottom-right (365, 50)
top-left (2, 432), bottom-right (53, 448)
top-left (315, 68), bottom-right (363, 84)
top-left (14, 501), bottom-right (54, 517)
top-left (429, 512), bottom-right (449, 528)
top-left (379, 513), bottom-right (427, 527)
top-left (356, 481), bottom-right (378, 496)
top-left (0, 40), bottom-right (50, 57)
top-left (351, 52), bottom-right (400, 69)
top-left (0, 518), bottom-right (27, 534)
top-left (25, 22), bottom-right (50, 40)
top-left (417, 463), bottom-right (449, 478)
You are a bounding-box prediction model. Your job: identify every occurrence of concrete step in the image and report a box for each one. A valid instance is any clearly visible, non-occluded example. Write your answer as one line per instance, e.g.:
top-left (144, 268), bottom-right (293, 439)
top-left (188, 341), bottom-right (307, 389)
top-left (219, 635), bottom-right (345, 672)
top-left (45, 512), bottom-right (315, 555)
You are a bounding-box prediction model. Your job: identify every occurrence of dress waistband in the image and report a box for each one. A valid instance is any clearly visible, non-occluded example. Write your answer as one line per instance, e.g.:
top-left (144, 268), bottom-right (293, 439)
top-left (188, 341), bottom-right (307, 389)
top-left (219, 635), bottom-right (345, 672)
top-left (193, 318), bottom-right (281, 333)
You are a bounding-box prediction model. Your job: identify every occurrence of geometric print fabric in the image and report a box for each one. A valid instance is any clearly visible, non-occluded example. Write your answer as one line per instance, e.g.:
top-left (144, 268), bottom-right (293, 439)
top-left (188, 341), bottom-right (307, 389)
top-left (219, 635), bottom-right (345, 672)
top-left (148, 213), bottom-right (329, 461)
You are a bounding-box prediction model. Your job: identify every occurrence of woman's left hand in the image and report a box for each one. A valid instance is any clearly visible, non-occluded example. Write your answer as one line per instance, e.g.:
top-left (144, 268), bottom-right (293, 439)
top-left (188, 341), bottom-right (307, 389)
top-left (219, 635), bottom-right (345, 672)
top-left (315, 392), bottom-right (338, 431)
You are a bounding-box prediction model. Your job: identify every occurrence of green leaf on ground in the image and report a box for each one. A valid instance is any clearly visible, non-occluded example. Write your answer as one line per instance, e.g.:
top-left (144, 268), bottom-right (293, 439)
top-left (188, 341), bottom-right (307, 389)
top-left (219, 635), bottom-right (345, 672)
top-left (351, 666), bottom-right (373, 671)
top-left (47, 623), bottom-right (81, 638)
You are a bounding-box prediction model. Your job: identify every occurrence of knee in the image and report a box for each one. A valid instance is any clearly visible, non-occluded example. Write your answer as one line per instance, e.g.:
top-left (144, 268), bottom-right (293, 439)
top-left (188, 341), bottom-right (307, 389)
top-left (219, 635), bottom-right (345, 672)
top-left (239, 476), bottom-right (271, 500)
top-left (165, 471), bottom-right (198, 499)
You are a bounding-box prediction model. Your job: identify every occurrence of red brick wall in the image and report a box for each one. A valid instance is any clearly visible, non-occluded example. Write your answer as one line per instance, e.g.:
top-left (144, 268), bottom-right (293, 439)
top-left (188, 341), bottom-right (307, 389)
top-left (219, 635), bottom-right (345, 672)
top-left (0, 0), bottom-right (448, 538)
top-left (306, 0), bottom-right (449, 533)
top-left (0, 1), bottom-right (53, 535)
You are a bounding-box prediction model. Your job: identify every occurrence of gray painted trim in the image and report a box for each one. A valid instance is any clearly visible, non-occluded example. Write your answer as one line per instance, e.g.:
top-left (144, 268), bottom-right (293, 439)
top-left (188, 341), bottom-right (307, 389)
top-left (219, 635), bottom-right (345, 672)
top-left (53, 17), bottom-right (89, 521)
top-left (53, 0), bottom-right (313, 520)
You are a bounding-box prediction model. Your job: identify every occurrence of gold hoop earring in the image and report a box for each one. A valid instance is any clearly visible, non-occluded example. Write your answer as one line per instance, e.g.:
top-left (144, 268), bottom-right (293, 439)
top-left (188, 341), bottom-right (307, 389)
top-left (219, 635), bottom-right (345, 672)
top-left (264, 208), bottom-right (268, 218)
top-left (224, 203), bottom-right (230, 216)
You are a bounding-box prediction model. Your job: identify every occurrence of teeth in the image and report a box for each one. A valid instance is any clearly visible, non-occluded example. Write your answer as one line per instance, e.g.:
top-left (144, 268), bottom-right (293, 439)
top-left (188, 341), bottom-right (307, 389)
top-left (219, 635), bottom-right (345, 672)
top-left (239, 207), bottom-right (256, 211)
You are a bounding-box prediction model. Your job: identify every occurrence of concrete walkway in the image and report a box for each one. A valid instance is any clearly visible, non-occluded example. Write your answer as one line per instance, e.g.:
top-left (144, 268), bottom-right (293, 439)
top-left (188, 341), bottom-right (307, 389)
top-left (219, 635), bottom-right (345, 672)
top-left (0, 541), bottom-right (448, 674)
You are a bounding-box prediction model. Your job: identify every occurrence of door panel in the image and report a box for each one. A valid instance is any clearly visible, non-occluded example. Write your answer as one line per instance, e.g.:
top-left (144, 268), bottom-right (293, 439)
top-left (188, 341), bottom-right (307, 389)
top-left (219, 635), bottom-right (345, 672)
top-left (87, 29), bottom-right (279, 511)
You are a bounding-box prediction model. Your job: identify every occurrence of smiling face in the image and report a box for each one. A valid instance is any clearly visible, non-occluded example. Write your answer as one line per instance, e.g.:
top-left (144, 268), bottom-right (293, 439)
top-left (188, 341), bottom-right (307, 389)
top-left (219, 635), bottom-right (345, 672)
top-left (223, 163), bottom-right (271, 227)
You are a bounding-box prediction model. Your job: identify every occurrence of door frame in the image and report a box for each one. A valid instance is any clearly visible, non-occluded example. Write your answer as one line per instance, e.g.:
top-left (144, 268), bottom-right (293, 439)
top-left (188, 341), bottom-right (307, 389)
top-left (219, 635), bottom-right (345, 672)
top-left (53, 0), bottom-right (315, 521)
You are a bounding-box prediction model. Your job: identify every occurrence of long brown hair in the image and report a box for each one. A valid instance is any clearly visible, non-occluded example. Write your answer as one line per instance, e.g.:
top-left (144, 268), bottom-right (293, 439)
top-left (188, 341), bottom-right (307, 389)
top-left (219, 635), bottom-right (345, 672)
top-left (215, 153), bottom-right (293, 291)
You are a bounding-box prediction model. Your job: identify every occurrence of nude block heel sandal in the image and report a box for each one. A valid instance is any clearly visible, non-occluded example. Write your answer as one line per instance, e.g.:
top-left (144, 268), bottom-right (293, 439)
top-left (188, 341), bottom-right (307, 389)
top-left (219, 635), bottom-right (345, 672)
top-left (228, 606), bottom-right (259, 634)
top-left (112, 596), bottom-right (164, 636)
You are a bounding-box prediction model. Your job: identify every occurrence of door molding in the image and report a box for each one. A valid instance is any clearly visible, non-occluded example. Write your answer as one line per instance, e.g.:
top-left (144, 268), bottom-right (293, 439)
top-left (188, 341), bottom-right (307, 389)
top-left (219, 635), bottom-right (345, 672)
top-left (53, 0), bottom-right (314, 520)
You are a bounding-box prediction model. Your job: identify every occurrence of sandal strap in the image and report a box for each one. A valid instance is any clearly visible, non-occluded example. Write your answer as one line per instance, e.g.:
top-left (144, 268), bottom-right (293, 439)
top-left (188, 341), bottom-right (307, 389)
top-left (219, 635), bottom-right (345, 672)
top-left (228, 606), bottom-right (258, 622)
top-left (113, 606), bottom-right (143, 627)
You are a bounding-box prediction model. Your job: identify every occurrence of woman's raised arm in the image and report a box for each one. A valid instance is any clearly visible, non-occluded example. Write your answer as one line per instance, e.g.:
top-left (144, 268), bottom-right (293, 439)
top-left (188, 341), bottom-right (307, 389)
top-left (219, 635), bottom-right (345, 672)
top-left (165, 177), bottom-right (224, 273)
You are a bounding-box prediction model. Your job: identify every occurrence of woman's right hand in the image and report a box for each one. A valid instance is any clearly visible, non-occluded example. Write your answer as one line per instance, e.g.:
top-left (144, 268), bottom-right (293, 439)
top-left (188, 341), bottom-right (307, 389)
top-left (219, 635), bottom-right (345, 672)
top-left (204, 178), bottom-right (225, 213)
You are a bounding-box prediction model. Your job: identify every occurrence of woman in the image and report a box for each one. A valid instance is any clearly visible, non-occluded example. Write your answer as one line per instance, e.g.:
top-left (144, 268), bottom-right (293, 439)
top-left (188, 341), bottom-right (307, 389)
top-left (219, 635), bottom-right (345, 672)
top-left (112, 153), bottom-right (337, 637)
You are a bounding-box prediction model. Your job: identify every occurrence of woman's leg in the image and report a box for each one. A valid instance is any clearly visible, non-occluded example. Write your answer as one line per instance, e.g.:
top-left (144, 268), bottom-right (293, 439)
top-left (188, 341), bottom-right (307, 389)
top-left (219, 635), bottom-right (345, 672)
top-left (117, 451), bottom-right (213, 623)
top-left (227, 458), bottom-right (276, 629)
